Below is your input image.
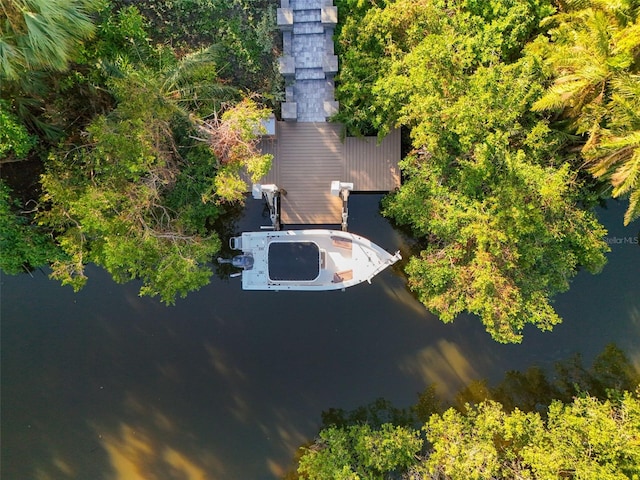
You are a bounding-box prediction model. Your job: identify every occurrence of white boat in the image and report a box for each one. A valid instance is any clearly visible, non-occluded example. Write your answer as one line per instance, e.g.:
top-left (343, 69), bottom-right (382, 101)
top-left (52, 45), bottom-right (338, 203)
top-left (224, 229), bottom-right (401, 291)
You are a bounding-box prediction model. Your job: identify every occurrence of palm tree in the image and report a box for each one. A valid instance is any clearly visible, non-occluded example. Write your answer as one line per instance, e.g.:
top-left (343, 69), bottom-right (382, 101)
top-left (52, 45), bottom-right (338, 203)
top-left (532, 7), bottom-right (618, 133)
top-left (585, 74), bottom-right (640, 225)
top-left (0, 0), bottom-right (98, 80)
top-left (533, 1), bottom-right (640, 224)
top-left (161, 46), bottom-right (239, 118)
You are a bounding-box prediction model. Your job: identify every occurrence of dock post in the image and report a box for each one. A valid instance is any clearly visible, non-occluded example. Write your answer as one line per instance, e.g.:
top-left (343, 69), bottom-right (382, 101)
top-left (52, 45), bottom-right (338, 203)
top-left (331, 181), bottom-right (354, 231)
top-left (253, 184), bottom-right (284, 230)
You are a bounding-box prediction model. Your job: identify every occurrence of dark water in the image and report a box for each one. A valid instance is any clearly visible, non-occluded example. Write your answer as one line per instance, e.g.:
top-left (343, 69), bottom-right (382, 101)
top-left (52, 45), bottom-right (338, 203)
top-left (1, 196), bottom-right (639, 480)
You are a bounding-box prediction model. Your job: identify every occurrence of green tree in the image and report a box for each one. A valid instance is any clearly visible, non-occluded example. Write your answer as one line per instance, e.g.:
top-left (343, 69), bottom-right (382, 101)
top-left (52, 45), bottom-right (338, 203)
top-left (198, 97), bottom-right (273, 203)
top-left (124, 0), bottom-right (281, 96)
top-left (333, 0), bottom-right (404, 135)
top-left (0, 99), bottom-right (35, 161)
top-left (383, 138), bottom-right (608, 343)
top-left (335, 0), bottom-right (609, 342)
top-left (295, 392), bottom-right (640, 480)
top-left (0, 180), bottom-right (59, 273)
top-left (37, 66), bottom-right (226, 303)
top-left (423, 401), bottom-right (543, 479)
top-left (1, 1), bottom-right (277, 304)
top-left (297, 423), bottom-right (422, 480)
top-left (424, 393), bottom-right (640, 480)
top-left (294, 345), bottom-right (640, 480)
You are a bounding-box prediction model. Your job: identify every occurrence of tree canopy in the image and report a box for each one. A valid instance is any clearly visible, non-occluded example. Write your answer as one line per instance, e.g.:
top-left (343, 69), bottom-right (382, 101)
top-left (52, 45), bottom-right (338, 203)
top-left (530, 0), bottom-right (640, 225)
top-left (0, 0), bottom-right (279, 303)
top-left (297, 394), bottom-right (640, 480)
top-left (421, 393), bottom-right (640, 480)
top-left (334, 0), bottom-right (622, 342)
top-left (0, 0), bottom-right (99, 80)
top-left (293, 345), bottom-right (640, 480)
top-left (2, 0), bottom-right (637, 319)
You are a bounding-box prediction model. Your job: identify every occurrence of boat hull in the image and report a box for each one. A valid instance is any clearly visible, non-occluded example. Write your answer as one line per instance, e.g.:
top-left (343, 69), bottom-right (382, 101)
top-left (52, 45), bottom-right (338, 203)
top-left (230, 229), bottom-right (401, 291)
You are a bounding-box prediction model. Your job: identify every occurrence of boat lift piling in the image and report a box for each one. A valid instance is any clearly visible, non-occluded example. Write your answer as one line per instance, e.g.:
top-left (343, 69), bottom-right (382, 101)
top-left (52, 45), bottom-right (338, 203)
top-left (331, 181), bottom-right (353, 231)
top-left (252, 183), bottom-right (284, 231)
top-left (254, 181), bottom-right (354, 232)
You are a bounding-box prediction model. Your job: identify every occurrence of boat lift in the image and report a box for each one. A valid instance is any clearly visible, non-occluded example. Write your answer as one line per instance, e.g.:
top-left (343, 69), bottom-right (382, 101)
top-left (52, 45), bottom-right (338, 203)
top-left (331, 181), bottom-right (354, 231)
top-left (253, 181), bottom-right (354, 231)
top-left (252, 183), bottom-right (284, 230)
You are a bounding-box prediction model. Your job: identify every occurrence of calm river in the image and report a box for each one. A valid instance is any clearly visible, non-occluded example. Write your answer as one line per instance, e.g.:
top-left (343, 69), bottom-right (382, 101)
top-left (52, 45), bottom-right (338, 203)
top-left (1, 195), bottom-right (639, 479)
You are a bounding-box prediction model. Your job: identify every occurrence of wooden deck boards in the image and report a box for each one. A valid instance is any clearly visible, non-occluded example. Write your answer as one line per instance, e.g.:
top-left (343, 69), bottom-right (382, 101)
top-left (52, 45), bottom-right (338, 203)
top-left (278, 122), bottom-right (343, 224)
top-left (255, 121), bottom-right (401, 225)
top-left (344, 128), bottom-right (401, 191)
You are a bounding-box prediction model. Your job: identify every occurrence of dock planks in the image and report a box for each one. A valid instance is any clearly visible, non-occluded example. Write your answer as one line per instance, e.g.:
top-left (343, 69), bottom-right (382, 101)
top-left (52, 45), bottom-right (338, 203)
top-left (256, 121), bottom-right (401, 225)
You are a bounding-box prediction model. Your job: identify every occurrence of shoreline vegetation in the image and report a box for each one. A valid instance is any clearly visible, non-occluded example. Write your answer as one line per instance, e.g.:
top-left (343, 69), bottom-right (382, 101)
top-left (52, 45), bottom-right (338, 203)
top-left (2, 2), bottom-right (639, 479)
top-left (1, 0), bottom-right (639, 342)
top-left (288, 343), bottom-right (640, 479)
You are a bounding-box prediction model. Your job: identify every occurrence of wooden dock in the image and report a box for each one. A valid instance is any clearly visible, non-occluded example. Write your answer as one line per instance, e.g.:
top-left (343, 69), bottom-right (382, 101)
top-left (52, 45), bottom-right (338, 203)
top-left (256, 121), bottom-right (401, 225)
top-left (253, 0), bottom-right (401, 227)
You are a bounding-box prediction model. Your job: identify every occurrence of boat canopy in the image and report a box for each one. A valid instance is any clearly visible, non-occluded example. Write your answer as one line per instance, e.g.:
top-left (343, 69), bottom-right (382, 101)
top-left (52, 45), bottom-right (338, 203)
top-left (268, 241), bottom-right (320, 281)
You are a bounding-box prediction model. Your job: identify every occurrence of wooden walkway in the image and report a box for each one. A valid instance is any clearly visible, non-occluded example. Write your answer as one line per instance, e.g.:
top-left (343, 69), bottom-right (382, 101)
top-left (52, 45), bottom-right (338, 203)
top-left (257, 122), bottom-right (401, 225)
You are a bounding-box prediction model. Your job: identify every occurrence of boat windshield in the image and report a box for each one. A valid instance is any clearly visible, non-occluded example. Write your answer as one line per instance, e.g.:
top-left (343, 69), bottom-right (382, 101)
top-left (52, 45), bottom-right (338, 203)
top-left (268, 242), bottom-right (320, 281)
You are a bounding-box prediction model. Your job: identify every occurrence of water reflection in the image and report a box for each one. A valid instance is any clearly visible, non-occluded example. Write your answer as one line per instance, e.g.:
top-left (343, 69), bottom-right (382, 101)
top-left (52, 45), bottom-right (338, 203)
top-left (95, 398), bottom-right (226, 480)
top-left (260, 409), bottom-right (313, 477)
top-left (399, 339), bottom-right (483, 399)
top-left (1, 196), bottom-right (638, 479)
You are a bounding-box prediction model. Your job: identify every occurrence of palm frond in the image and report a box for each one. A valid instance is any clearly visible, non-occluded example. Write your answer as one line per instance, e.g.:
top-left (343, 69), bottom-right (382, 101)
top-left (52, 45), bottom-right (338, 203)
top-left (613, 23), bottom-right (640, 56)
top-left (161, 46), bottom-right (240, 116)
top-left (599, 131), bottom-right (640, 151)
top-left (610, 74), bottom-right (640, 99)
top-left (584, 132), bottom-right (638, 209)
top-left (575, 9), bottom-right (615, 59)
top-left (623, 185), bottom-right (640, 225)
top-left (532, 77), bottom-right (592, 111)
top-left (162, 46), bottom-right (221, 91)
top-left (608, 92), bottom-right (640, 130)
top-left (562, 0), bottom-right (591, 11)
top-left (2, 0), bottom-right (97, 75)
top-left (0, 38), bottom-right (19, 80)
top-left (610, 146), bottom-right (640, 195)
top-left (22, 11), bottom-right (68, 70)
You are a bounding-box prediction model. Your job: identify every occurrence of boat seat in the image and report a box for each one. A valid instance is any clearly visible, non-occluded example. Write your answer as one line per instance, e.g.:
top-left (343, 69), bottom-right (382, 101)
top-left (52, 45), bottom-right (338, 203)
top-left (330, 236), bottom-right (353, 250)
top-left (332, 270), bottom-right (353, 283)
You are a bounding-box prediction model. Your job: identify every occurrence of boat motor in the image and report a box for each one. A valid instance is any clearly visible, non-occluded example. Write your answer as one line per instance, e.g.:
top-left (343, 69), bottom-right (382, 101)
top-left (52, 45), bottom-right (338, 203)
top-left (217, 254), bottom-right (254, 270)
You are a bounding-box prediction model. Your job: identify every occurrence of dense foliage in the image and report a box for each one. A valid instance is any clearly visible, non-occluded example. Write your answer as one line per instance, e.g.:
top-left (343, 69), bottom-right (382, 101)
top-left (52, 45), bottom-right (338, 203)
top-left (293, 345), bottom-right (640, 480)
top-left (421, 393), bottom-right (640, 480)
top-left (297, 423), bottom-right (422, 480)
top-left (531, 0), bottom-right (640, 225)
top-left (2, 0), bottom-right (638, 321)
top-left (0, 100), bottom-right (36, 160)
top-left (0, 0), bottom-right (98, 80)
top-left (0, 180), bottom-right (58, 274)
top-left (332, 0), bottom-right (640, 342)
top-left (128, 0), bottom-right (281, 96)
top-left (0, 0), bottom-right (279, 303)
